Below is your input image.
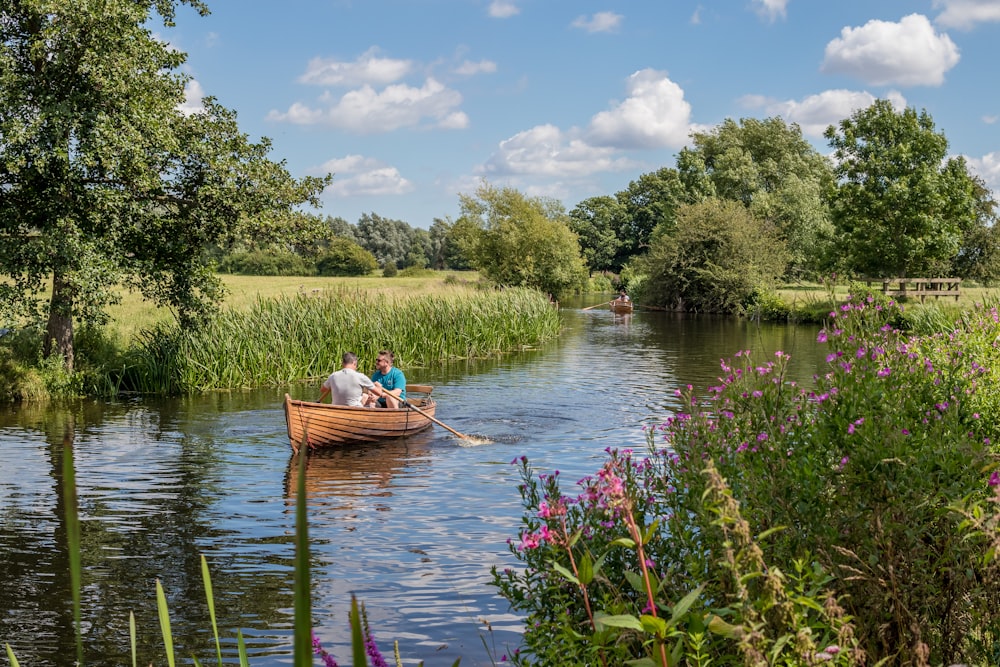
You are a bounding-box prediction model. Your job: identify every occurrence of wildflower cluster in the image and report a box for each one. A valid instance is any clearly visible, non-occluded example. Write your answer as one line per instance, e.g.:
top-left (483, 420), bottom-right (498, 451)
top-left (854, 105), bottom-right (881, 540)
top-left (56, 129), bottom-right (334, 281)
top-left (496, 295), bottom-right (1000, 666)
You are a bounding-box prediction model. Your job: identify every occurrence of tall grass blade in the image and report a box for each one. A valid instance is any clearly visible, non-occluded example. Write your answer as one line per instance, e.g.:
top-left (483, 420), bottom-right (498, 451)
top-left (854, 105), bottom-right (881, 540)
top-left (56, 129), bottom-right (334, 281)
top-left (293, 446), bottom-right (313, 666)
top-left (61, 430), bottom-right (84, 666)
top-left (4, 644), bottom-right (20, 667)
top-left (237, 629), bottom-right (250, 667)
top-left (130, 611), bottom-right (137, 667)
top-left (156, 579), bottom-right (176, 667)
top-left (350, 595), bottom-right (368, 667)
top-left (200, 554), bottom-right (224, 666)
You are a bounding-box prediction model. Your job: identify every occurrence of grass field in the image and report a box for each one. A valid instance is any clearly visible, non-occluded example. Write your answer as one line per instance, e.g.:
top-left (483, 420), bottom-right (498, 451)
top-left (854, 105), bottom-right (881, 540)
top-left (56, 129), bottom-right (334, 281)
top-left (106, 271), bottom-right (483, 341)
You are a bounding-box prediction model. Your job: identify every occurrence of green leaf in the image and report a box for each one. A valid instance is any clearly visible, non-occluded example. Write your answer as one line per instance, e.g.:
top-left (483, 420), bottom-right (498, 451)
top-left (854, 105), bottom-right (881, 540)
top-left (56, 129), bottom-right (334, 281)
top-left (639, 614), bottom-right (668, 637)
top-left (642, 518), bottom-right (660, 544)
top-left (791, 595), bottom-right (825, 613)
top-left (550, 560), bottom-right (581, 585)
top-left (578, 551), bottom-right (594, 586)
top-left (769, 634), bottom-right (793, 662)
top-left (670, 585), bottom-right (704, 624)
top-left (610, 537), bottom-right (637, 549)
top-left (707, 614), bottom-right (743, 639)
top-left (237, 629), bottom-right (250, 667)
top-left (156, 579), bottom-right (175, 667)
top-left (756, 525), bottom-right (787, 541)
top-left (594, 613), bottom-right (645, 632)
top-left (5, 644), bottom-right (20, 667)
top-left (350, 596), bottom-right (368, 667)
top-left (625, 570), bottom-right (645, 593)
top-left (626, 658), bottom-right (659, 667)
top-left (200, 554), bottom-right (223, 667)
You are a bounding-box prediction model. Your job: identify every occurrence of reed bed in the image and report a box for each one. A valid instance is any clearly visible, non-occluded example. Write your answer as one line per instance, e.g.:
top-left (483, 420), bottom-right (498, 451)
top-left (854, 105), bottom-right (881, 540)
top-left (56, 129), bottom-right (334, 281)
top-left (122, 286), bottom-right (561, 393)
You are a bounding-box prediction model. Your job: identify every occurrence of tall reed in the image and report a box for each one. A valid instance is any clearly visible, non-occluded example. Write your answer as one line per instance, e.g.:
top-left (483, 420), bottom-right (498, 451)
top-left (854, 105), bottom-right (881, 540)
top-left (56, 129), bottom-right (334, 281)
top-left (121, 286), bottom-right (560, 394)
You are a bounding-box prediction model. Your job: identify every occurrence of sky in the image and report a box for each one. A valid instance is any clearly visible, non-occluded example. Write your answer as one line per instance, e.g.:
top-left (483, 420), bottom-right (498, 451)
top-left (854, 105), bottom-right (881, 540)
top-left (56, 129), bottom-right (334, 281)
top-left (167, 0), bottom-right (1000, 229)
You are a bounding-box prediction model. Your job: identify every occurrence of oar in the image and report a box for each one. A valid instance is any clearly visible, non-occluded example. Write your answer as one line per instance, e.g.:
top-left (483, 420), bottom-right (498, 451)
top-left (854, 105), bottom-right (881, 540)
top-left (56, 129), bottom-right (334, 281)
top-left (399, 395), bottom-right (472, 440)
top-left (582, 300), bottom-right (611, 311)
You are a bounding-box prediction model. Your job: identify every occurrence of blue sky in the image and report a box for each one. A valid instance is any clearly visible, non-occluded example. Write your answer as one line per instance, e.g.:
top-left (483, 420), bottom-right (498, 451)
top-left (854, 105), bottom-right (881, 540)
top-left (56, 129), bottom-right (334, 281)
top-left (167, 0), bottom-right (1000, 229)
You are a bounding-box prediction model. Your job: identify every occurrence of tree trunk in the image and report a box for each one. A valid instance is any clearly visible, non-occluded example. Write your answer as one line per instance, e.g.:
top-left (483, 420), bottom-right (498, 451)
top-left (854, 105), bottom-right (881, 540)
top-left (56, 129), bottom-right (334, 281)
top-left (44, 271), bottom-right (75, 373)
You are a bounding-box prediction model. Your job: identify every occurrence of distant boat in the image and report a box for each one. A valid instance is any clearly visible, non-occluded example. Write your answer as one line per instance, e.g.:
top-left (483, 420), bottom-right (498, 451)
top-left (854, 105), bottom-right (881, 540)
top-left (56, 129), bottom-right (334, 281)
top-left (284, 385), bottom-right (437, 453)
top-left (610, 298), bottom-right (634, 314)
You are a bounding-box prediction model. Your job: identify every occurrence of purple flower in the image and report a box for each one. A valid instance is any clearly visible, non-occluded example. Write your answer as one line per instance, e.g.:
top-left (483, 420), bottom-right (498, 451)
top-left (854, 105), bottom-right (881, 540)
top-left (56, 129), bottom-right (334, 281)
top-left (989, 471), bottom-right (1000, 487)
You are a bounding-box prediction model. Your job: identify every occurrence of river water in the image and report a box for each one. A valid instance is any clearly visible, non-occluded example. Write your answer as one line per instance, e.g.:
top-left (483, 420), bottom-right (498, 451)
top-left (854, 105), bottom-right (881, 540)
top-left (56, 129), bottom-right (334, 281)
top-left (0, 303), bottom-right (825, 666)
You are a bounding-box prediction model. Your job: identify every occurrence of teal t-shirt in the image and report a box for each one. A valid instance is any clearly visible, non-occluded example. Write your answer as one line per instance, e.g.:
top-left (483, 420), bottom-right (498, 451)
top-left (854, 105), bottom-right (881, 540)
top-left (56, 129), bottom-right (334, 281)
top-left (371, 366), bottom-right (406, 403)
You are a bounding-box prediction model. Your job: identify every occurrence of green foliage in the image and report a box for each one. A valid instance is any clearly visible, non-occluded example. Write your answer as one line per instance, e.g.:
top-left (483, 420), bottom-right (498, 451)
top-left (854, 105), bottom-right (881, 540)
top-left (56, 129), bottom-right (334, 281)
top-left (637, 199), bottom-right (789, 313)
top-left (121, 287), bottom-right (561, 393)
top-left (315, 238), bottom-right (378, 276)
top-left (679, 117), bottom-right (835, 278)
top-left (824, 100), bottom-right (976, 278)
top-left (742, 286), bottom-right (791, 321)
top-left (0, 0), bottom-right (329, 370)
top-left (354, 212), bottom-right (428, 268)
top-left (497, 296), bottom-right (1000, 666)
top-left (218, 249), bottom-right (316, 276)
top-left (382, 261), bottom-right (399, 277)
top-left (568, 196), bottom-right (626, 273)
top-left (613, 168), bottom-right (687, 270)
top-left (458, 182), bottom-right (588, 299)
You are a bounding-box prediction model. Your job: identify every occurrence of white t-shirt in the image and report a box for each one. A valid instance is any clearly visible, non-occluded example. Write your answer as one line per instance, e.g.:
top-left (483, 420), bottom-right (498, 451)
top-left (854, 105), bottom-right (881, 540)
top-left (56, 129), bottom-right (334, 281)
top-left (322, 368), bottom-right (376, 406)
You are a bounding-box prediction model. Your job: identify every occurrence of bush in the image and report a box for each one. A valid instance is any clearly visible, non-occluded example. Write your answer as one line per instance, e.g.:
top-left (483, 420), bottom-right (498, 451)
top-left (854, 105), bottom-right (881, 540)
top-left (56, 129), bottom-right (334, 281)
top-left (382, 261), bottom-right (398, 277)
top-left (637, 200), bottom-right (789, 313)
top-left (316, 238), bottom-right (378, 277)
top-left (496, 295), bottom-right (1000, 666)
top-left (218, 249), bottom-right (315, 276)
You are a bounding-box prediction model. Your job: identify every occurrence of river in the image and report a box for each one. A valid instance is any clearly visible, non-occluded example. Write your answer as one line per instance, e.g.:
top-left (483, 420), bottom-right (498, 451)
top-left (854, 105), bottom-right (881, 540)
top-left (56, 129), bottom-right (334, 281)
top-left (0, 303), bottom-right (825, 666)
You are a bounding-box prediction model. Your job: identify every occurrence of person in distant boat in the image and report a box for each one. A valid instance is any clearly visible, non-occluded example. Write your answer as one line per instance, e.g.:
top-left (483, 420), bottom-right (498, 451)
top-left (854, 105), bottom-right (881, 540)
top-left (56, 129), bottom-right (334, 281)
top-left (617, 290), bottom-right (630, 302)
top-left (365, 349), bottom-right (407, 408)
top-left (319, 352), bottom-right (385, 407)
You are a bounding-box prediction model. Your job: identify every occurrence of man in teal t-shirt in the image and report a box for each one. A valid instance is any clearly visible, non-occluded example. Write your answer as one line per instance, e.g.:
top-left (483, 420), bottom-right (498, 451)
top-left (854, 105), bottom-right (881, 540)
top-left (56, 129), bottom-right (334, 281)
top-left (369, 350), bottom-right (406, 408)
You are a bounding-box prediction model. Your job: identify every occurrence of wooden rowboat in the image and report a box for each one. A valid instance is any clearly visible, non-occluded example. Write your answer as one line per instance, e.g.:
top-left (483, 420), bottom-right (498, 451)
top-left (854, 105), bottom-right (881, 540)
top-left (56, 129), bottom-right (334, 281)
top-left (284, 384), bottom-right (436, 453)
top-left (610, 299), bottom-right (634, 314)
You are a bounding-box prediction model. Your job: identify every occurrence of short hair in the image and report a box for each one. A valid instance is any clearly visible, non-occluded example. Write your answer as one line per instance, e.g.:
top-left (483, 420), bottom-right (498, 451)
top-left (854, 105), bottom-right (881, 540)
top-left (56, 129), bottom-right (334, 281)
top-left (377, 350), bottom-right (395, 363)
top-left (342, 352), bottom-right (359, 366)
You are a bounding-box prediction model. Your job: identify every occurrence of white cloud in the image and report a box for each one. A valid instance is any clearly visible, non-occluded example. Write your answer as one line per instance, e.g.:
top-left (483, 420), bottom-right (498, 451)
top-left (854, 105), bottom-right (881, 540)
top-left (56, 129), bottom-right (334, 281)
top-left (754, 0), bottom-right (789, 21)
top-left (691, 7), bottom-right (702, 25)
top-left (739, 89), bottom-right (907, 137)
top-left (477, 124), bottom-right (636, 179)
top-left (965, 152), bottom-right (1000, 195)
top-left (267, 78), bottom-right (468, 133)
top-left (488, 1), bottom-right (519, 18)
top-left (298, 47), bottom-right (412, 87)
top-left (934, 0), bottom-right (1000, 29)
top-left (586, 69), bottom-right (692, 149)
top-left (318, 155), bottom-right (414, 197)
top-left (179, 79), bottom-right (205, 116)
top-left (821, 14), bottom-right (960, 86)
top-left (455, 59), bottom-right (497, 76)
top-left (571, 12), bottom-right (623, 33)
top-left (983, 114), bottom-right (999, 124)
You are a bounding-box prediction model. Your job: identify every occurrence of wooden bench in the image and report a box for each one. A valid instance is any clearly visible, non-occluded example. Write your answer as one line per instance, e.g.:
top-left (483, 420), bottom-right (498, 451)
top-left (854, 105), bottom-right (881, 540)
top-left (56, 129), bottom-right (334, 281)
top-left (865, 278), bottom-right (961, 302)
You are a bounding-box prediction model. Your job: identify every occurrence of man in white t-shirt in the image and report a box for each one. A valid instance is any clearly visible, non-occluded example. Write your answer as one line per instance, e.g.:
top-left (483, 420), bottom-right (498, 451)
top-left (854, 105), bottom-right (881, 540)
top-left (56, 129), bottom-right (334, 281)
top-left (318, 352), bottom-right (385, 407)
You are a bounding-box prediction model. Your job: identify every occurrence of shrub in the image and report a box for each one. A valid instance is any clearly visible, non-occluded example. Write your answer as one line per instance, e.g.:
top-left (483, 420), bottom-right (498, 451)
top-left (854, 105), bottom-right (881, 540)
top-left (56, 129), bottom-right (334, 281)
top-left (382, 261), bottom-right (398, 277)
top-left (217, 249), bottom-right (315, 276)
top-left (316, 238), bottom-right (378, 277)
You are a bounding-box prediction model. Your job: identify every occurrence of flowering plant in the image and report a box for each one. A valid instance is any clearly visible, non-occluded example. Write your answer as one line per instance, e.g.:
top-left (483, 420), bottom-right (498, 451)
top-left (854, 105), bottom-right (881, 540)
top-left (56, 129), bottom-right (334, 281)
top-left (496, 295), bottom-right (1000, 666)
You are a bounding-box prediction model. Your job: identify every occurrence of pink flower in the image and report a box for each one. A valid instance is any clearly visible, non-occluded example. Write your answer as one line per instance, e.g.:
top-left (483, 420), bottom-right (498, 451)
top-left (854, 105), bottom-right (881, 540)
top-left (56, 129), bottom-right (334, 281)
top-left (989, 471), bottom-right (1000, 487)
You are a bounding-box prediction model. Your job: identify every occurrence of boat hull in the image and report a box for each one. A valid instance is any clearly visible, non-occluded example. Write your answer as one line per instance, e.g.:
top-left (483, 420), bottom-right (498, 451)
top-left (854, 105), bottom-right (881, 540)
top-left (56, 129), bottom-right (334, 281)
top-left (284, 393), bottom-right (436, 452)
top-left (610, 300), bottom-right (634, 314)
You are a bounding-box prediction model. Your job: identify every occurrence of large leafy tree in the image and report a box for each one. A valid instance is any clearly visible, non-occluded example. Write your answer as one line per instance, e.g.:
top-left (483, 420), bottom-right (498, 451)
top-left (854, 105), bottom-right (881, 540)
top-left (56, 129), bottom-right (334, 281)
top-left (677, 117), bottom-right (834, 278)
top-left (824, 100), bottom-right (977, 278)
top-left (0, 0), bottom-right (327, 371)
top-left (613, 167), bottom-right (686, 269)
top-left (567, 196), bottom-right (625, 274)
top-left (457, 182), bottom-right (587, 299)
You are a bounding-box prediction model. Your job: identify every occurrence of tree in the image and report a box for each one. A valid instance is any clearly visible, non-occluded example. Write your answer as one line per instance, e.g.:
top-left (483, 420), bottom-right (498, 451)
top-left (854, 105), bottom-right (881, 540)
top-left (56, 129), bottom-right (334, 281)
top-left (0, 0), bottom-right (328, 371)
top-left (637, 200), bottom-right (788, 313)
top-left (948, 173), bottom-right (1000, 284)
top-left (613, 167), bottom-right (686, 269)
top-left (354, 212), bottom-right (415, 268)
top-left (457, 182), bottom-right (587, 299)
top-left (568, 196), bottom-right (625, 274)
top-left (677, 117), bottom-right (834, 278)
top-left (824, 100), bottom-right (976, 278)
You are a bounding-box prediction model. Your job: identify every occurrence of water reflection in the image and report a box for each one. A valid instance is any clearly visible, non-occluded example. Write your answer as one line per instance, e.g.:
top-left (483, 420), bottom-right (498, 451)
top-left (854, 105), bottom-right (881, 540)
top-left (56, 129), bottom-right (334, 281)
top-left (0, 306), bottom-right (828, 666)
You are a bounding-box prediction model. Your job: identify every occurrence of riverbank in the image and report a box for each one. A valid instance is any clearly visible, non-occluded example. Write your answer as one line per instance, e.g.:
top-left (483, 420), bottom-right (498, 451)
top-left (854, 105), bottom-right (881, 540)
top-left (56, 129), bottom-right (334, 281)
top-left (0, 273), bottom-right (562, 400)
